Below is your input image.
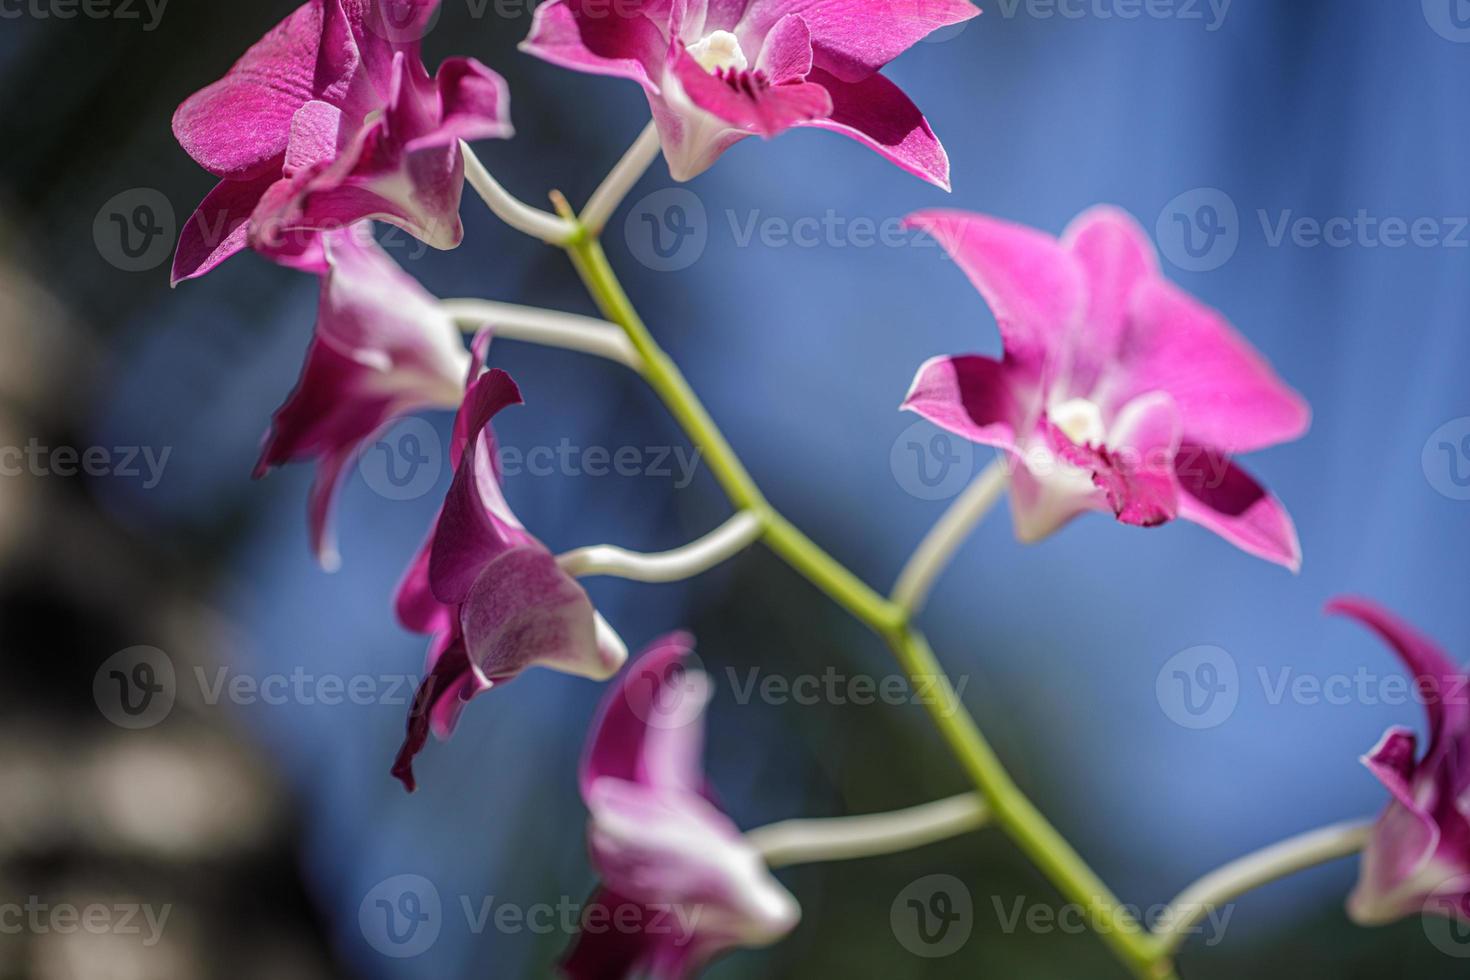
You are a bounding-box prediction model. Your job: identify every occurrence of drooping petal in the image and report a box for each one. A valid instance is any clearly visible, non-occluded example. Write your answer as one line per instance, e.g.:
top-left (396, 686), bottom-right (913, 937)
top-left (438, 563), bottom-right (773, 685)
top-left (1349, 799), bottom-right (1445, 926)
top-left (904, 210), bottom-right (1086, 376)
top-left (171, 0), bottom-right (327, 180)
top-left (255, 227), bottom-right (467, 568)
top-left (1174, 446), bottom-right (1301, 570)
top-left (457, 547), bottom-right (626, 682)
top-left (394, 530), bottom-right (453, 636)
top-left (800, 69), bottom-right (949, 190)
top-left (901, 354), bottom-right (1029, 451)
top-left (1327, 597), bottom-right (1470, 753)
top-left (581, 632), bottom-right (707, 798)
top-left (391, 631), bottom-right (489, 792)
top-left (585, 778), bottom-right (800, 948)
top-left (560, 889), bottom-right (704, 980)
top-left (737, 0), bottom-right (979, 82)
top-left (171, 172), bottom-right (281, 285)
top-left (1116, 278), bottom-right (1311, 454)
top-left (1005, 456), bottom-right (1105, 544)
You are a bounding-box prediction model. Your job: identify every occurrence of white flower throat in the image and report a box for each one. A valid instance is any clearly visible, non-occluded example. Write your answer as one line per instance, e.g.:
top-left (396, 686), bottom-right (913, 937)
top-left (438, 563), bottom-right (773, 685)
top-left (688, 30), bottom-right (749, 73)
top-left (1049, 397), bottom-right (1107, 446)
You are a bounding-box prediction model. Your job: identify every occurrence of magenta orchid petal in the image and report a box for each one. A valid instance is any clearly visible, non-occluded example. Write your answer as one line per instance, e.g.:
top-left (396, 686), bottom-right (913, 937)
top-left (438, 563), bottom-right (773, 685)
top-left (737, 0), bottom-right (979, 82)
top-left (391, 630), bottom-right (488, 792)
top-left (521, 0), bottom-right (666, 90)
top-left (901, 354), bottom-right (1025, 451)
top-left (172, 0), bottom-right (512, 278)
top-left (171, 2), bottom-right (324, 181)
top-left (458, 547), bottom-right (619, 680)
top-left (392, 362), bottom-right (628, 791)
top-left (561, 889), bottom-right (703, 980)
top-left (1175, 448), bottom-right (1301, 571)
top-left (522, 0), bottom-right (972, 183)
top-left (1327, 597), bottom-right (1470, 757)
top-left (905, 206), bottom-right (1309, 566)
top-left (1060, 205), bottom-right (1160, 395)
top-left (566, 636), bottom-right (799, 977)
top-left (255, 227), bottom-right (469, 569)
top-left (172, 171), bottom-right (282, 285)
top-left (1118, 278), bottom-right (1310, 454)
top-left (1326, 599), bottom-right (1470, 926)
top-left (581, 631), bottom-right (707, 798)
top-left (799, 68), bottom-right (950, 190)
top-left (905, 210), bottom-right (1086, 375)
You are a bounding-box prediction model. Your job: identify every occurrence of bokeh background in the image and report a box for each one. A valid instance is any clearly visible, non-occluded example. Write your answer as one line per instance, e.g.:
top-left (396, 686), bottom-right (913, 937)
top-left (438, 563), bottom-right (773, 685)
top-left (2, 1), bottom-right (1469, 977)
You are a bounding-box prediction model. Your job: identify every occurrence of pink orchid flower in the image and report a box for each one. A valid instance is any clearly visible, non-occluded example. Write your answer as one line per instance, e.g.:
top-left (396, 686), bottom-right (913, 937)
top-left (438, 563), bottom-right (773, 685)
top-left (521, 0), bottom-right (978, 187)
top-left (255, 226), bottom-right (469, 571)
top-left (903, 206), bottom-right (1310, 569)
top-left (562, 634), bottom-right (799, 978)
top-left (1328, 598), bottom-right (1470, 926)
top-left (392, 353), bottom-right (627, 791)
top-left (172, 0), bottom-right (511, 283)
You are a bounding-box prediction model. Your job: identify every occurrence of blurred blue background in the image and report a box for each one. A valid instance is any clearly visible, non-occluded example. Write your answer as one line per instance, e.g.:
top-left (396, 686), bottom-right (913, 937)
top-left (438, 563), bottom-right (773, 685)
top-left (2, 1), bottom-right (1469, 977)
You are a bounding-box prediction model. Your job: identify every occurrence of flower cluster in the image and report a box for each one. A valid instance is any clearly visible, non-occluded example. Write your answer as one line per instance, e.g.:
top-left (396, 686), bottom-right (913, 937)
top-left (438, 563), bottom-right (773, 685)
top-left (171, 0), bottom-right (1456, 976)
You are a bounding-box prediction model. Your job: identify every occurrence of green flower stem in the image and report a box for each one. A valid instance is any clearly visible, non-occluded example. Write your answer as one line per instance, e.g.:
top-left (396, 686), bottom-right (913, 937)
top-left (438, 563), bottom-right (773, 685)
top-left (560, 230), bottom-right (1175, 980)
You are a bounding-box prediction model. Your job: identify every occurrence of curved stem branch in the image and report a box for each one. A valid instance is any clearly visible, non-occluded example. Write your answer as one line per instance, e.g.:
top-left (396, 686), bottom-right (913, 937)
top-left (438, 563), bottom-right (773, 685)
top-left (462, 142), bottom-right (577, 244)
top-left (891, 460), bottom-right (1008, 614)
top-left (580, 121), bottom-right (662, 235)
top-left (558, 230), bottom-right (1168, 980)
top-left (557, 511), bottom-right (764, 583)
top-left (1153, 818), bottom-right (1372, 956)
top-left (442, 298), bottom-right (642, 369)
top-left (749, 793), bottom-right (989, 869)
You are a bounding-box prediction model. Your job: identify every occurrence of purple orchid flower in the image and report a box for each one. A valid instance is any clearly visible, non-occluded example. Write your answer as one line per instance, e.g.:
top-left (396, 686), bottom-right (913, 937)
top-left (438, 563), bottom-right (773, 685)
top-left (171, 0), bottom-right (511, 283)
top-left (392, 351), bottom-right (627, 791)
top-left (255, 225), bottom-right (469, 571)
top-left (902, 206), bottom-right (1311, 569)
top-left (1328, 598), bottom-right (1470, 926)
top-left (561, 634), bottom-right (799, 978)
top-left (521, 0), bottom-right (978, 187)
